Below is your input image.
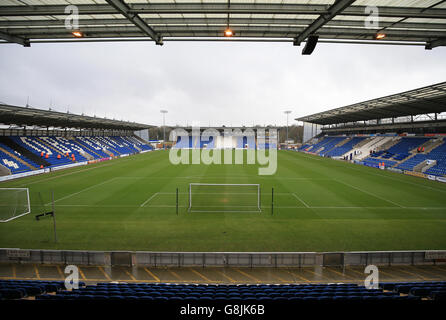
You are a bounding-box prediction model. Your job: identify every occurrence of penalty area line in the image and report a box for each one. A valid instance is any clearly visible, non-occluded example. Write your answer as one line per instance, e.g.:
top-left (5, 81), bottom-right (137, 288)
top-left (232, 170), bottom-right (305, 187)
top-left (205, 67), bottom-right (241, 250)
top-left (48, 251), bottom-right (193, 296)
top-left (140, 192), bottom-right (159, 207)
top-left (292, 193), bottom-right (310, 208)
top-left (335, 179), bottom-right (405, 208)
top-left (46, 177), bottom-right (118, 205)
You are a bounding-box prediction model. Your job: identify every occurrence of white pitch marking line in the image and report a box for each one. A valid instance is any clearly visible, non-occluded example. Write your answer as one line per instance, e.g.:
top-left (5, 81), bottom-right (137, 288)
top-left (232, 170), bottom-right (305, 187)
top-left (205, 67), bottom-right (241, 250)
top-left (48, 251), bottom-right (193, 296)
top-left (334, 179), bottom-right (405, 208)
top-left (115, 176), bottom-right (331, 181)
top-left (157, 192), bottom-right (292, 195)
top-left (47, 177), bottom-right (118, 205)
top-left (18, 154), bottom-right (148, 187)
top-left (140, 192), bottom-right (159, 207)
top-left (292, 193), bottom-right (310, 208)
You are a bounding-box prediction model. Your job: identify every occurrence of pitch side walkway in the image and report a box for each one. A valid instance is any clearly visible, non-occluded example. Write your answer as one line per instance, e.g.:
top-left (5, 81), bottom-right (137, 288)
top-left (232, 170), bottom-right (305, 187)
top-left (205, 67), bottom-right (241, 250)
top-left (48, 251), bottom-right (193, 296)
top-left (0, 263), bottom-right (445, 285)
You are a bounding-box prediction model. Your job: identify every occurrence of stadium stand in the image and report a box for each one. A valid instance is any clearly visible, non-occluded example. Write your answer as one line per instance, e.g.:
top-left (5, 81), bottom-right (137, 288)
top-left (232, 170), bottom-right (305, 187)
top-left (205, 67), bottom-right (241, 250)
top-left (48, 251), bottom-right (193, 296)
top-left (0, 137), bottom-right (50, 168)
top-left (362, 157), bottom-right (397, 168)
top-left (424, 141), bottom-right (446, 176)
top-left (379, 281), bottom-right (446, 301)
top-left (0, 279), bottom-right (82, 300)
top-left (296, 83), bottom-right (446, 178)
top-left (236, 137), bottom-right (245, 149)
top-left (76, 137), bottom-right (115, 158)
top-left (174, 136), bottom-right (193, 149)
top-left (10, 136), bottom-right (74, 167)
top-left (0, 280), bottom-right (427, 302)
top-left (206, 136), bottom-right (216, 149)
top-left (2, 278), bottom-right (444, 302)
top-left (324, 137), bottom-right (366, 157)
top-left (199, 136), bottom-right (214, 149)
top-left (0, 149), bottom-right (30, 173)
top-left (174, 134), bottom-right (260, 149)
top-left (299, 135), bottom-right (446, 176)
top-left (0, 135), bottom-right (153, 176)
top-left (396, 140), bottom-right (445, 172)
top-left (258, 142), bottom-right (277, 150)
top-left (245, 136), bottom-right (256, 149)
top-left (304, 136), bottom-right (331, 153)
top-left (122, 136), bottom-right (153, 152)
top-left (379, 137), bottom-right (430, 161)
top-left (318, 137), bottom-right (347, 156)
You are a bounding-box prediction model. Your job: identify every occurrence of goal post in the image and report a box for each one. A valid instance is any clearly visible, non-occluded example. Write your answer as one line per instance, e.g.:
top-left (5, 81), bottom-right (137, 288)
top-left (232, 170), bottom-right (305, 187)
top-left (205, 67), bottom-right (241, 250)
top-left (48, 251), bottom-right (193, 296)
top-left (0, 188), bottom-right (31, 222)
top-left (188, 183), bottom-right (261, 212)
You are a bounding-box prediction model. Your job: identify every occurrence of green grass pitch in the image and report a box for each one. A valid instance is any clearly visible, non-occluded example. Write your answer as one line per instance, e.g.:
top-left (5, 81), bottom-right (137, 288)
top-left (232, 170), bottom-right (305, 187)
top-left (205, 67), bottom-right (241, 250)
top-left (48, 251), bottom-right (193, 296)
top-left (1, 150), bottom-right (446, 252)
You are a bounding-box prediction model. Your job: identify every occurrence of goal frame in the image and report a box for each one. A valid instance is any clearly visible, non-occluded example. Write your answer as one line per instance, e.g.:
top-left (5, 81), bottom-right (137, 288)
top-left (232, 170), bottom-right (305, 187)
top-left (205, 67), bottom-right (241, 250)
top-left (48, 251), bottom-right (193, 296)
top-left (0, 187), bottom-right (31, 223)
top-left (188, 183), bottom-right (261, 213)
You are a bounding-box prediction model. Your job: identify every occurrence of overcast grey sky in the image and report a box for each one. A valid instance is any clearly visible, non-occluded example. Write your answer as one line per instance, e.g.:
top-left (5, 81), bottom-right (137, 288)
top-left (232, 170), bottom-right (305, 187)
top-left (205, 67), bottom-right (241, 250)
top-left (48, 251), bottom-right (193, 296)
top-left (0, 41), bottom-right (445, 127)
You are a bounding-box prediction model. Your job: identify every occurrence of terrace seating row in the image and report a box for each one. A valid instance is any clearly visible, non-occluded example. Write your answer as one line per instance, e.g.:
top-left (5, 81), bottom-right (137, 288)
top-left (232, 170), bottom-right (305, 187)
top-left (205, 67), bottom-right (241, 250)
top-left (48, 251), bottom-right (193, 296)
top-left (303, 137), bottom-right (334, 153)
top-left (362, 157), bottom-right (397, 168)
top-left (0, 148), bottom-right (31, 173)
top-left (298, 135), bottom-right (446, 177)
top-left (379, 281), bottom-right (446, 301)
top-left (318, 137), bottom-right (347, 156)
top-left (174, 136), bottom-right (258, 149)
top-left (380, 137), bottom-right (430, 161)
top-left (0, 279), bottom-right (84, 300)
top-left (4, 279), bottom-right (445, 301)
top-left (0, 136), bottom-right (153, 175)
top-left (324, 137), bottom-right (366, 157)
top-left (35, 282), bottom-right (415, 302)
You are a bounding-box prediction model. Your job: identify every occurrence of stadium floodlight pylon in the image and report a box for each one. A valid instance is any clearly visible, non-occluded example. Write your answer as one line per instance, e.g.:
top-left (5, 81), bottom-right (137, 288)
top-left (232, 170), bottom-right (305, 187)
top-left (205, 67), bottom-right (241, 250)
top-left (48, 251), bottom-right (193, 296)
top-left (0, 188), bottom-right (30, 222)
top-left (188, 183), bottom-right (261, 212)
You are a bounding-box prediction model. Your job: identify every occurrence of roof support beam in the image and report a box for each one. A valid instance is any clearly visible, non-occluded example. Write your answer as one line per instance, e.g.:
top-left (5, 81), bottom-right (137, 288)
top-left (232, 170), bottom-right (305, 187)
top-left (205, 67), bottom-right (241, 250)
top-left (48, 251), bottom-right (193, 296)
top-left (105, 0), bottom-right (163, 45)
top-left (425, 38), bottom-right (446, 50)
top-left (0, 30), bottom-right (29, 47)
top-left (293, 0), bottom-right (355, 46)
top-left (1, 18), bottom-right (446, 31)
top-left (7, 26), bottom-right (445, 40)
top-left (2, 4), bottom-right (446, 18)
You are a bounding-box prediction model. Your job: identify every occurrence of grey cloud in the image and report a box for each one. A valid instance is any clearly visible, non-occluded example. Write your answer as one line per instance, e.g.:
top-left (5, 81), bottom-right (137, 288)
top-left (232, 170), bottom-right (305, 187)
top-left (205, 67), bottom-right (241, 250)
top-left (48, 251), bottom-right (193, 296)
top-left (0, 41), bottom-right (445, 127)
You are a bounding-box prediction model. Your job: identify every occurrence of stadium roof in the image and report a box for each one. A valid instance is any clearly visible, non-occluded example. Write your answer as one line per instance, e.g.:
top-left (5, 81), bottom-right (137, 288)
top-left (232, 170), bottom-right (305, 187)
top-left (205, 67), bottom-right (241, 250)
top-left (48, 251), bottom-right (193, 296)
top-left (0, 0), bottom-right (445, 53)
top-left (0, 103), bottom-right (152, 130)
top-left (296, 81), bottom-right (446, 125)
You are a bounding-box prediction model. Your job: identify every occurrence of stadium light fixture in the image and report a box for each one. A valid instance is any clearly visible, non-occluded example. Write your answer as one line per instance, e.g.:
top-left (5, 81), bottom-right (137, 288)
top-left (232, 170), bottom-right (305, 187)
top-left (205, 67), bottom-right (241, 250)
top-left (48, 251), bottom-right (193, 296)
top-left (160, 109), bottom-right (168, 150)
top-left (223, 0), bottom-right (235, 38)
top-left (375, 33), bottom-right (386, 40)
top-left (224, 28), bottom-right (235, 37)
top-left (72, 30), bottom-right (84, 38)
top-left (284, 110), bottom-right (292, 147)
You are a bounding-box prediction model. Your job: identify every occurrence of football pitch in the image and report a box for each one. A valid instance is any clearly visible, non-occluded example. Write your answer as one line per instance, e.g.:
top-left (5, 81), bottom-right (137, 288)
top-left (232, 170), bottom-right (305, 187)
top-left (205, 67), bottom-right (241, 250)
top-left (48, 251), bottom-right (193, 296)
top-left (1, 150), bottom-right (446, 252)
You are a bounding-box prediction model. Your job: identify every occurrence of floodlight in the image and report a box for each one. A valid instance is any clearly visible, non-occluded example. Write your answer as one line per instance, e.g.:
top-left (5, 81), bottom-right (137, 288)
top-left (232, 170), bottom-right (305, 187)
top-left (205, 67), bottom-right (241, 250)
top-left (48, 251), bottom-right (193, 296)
top-left (375, 33), bottom-right (386, 40)
top-left (224, 28), bottom-right (235, 37)
top-left (72, 31), bottom-right (84, 38)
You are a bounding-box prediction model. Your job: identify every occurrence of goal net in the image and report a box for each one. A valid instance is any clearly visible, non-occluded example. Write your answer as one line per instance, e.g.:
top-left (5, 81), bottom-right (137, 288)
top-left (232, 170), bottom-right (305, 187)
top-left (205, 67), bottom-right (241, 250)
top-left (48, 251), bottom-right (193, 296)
top-left (188, 183), bottom-right (261, 212)
top-left (0, 188), bottom-right (31, 222)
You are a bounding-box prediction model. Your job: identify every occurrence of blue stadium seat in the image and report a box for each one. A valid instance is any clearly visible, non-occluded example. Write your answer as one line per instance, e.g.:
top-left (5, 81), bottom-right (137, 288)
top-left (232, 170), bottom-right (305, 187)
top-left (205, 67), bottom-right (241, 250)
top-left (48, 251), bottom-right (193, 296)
top-left (1, 279), bottom-right (443, 301)
top-left (324, 137), bottom-right (366, 157)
